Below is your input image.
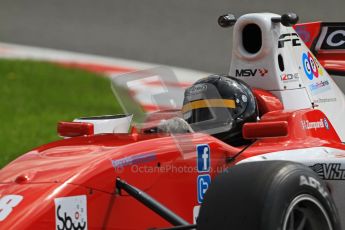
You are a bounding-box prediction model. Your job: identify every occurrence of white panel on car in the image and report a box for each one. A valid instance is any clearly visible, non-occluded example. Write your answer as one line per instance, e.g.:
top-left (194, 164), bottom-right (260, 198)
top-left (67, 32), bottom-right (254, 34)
top-left (229, 13), bottom-right (345, 141)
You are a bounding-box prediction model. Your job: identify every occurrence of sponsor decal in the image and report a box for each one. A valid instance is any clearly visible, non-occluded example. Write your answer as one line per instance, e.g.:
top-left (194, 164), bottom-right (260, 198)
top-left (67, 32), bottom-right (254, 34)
top-left (235, 68), bottom-right (268, 77)
top-left (331, 153), bottom-right (345, 158)
top-left (309, 80), bottom-right (331, 94)
top-left (300, 175), bottom-right (328, 197)
top-left (301, 118), bottom-right (329, 130)
top-left (111, 153), bottom-right (156, 170)
top-left (55, 195), bottom-right (87, 230)
top-left (278, 33), bottom-right (301, 48)
top-left (280, 73), bottom-right (299, 82)
top-left (197, 144), bottom-right (210, 172)
top-left (197, 174), bottom-right (211, 204)
top-left (314, 97), bottom-right (337, 104)
top-left (188, 84), bottom-right (208, 95)
top-left (320, 27), bottom-right (345, 50)
top-left (302, 52), bottom-right (323, 80)
top-left (193, 205), bottom-right (200, 224)
top-left (324, 118), bottom-right (330, 130)
top-left (0, 195), bottom-right (23, 221)
top-left (258, 68), bottom-right (268, 76)
top-left (241, 94), bottom-right (248, 103)
top-left (310, 163), bottom-right (345, 180)
top-left (295, 26), bottom-right (311, 44)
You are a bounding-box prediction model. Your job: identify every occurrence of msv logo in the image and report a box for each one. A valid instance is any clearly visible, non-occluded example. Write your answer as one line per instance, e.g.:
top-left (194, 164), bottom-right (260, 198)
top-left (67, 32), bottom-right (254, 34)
top-left (302, 52), bottom-right (323, 80)
top-left (197, 144), bottom-right (210, 172)
top-left (235, 68), bottom-right (268, 77)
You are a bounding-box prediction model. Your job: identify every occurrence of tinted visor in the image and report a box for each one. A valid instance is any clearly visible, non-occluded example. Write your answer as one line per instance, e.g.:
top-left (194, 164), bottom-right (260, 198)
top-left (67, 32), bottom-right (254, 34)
top-left (182, 84), bottom-right (235, 135)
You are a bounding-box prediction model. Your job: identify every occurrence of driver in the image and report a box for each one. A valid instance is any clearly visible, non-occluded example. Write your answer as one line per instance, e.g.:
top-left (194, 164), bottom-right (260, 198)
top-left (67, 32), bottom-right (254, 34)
top-left (182, 74), bottom-right (258, 146)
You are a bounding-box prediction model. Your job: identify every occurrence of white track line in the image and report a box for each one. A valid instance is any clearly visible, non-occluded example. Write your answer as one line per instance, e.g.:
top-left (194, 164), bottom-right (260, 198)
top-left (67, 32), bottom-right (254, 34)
top-left (0, 42), bottom-right (209, 111)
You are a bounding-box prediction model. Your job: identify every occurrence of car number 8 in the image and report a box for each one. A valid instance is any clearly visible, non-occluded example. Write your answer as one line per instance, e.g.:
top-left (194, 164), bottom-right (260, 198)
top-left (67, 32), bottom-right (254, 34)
top-left (0, 195), bottom-right (23, 221)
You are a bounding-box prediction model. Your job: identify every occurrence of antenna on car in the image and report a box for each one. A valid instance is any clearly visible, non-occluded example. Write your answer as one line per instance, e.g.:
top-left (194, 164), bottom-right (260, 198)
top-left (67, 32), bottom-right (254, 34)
top-left (218, 14), bottom-right (237, 28)
top-left (218, 13), bottom-right (298, 28)
top-left (271, 13), bottom-right (299, 27)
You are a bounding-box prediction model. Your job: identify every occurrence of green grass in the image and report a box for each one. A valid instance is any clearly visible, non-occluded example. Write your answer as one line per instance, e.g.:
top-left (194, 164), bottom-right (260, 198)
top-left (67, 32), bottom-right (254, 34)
top-left (0, 60), bottom-right (122, 168)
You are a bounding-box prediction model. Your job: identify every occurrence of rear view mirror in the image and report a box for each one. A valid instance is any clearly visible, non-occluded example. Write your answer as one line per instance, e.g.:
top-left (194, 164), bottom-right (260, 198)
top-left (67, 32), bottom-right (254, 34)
top-left (242, 121), bottom-right (288, 139)
top-left (57, 121), bottom-right (94, 137)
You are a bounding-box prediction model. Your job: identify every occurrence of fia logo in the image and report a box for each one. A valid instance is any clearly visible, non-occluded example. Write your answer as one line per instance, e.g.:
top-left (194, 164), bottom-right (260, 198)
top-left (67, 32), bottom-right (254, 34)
top-left (197, 144), bottom-right (210, 172)
top-left (197, 175), bottom-right (211, 204)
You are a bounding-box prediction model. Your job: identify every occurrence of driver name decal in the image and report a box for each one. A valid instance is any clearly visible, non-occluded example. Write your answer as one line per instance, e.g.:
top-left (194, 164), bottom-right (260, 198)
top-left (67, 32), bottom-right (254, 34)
top-left (301, 118), bottom-right (329, 130)
top-left (54, 195), bottom-right (87, 230)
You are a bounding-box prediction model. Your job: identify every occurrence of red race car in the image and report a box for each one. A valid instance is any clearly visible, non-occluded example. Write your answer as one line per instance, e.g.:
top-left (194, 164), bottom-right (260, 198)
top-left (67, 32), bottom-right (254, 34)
top-left (1, 12), bottom-right (345, 230)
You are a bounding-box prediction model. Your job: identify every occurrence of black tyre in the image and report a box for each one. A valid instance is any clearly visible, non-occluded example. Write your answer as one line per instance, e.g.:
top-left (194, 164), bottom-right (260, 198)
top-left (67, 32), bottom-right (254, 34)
top-left (197, 161), bottom-right (340, 230)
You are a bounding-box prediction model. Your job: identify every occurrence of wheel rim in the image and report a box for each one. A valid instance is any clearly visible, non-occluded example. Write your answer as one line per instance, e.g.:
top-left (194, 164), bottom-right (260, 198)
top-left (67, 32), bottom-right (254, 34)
top-left (282, 194), bottom-right (333, 230)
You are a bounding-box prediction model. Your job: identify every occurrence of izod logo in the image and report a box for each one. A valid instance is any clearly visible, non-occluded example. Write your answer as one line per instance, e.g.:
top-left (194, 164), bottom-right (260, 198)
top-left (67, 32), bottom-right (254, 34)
top-left (280, 73), bottom-right (299, 82)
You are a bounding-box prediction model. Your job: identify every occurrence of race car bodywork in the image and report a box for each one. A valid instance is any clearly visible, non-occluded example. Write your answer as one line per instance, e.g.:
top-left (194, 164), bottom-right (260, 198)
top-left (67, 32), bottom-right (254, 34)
top-left (1, 12), bottom-right (345, 229)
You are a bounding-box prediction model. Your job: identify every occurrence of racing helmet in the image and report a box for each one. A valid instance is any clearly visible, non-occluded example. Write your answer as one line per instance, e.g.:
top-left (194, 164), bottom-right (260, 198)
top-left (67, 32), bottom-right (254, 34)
top-left (182, 75), bottom-right (258, 145)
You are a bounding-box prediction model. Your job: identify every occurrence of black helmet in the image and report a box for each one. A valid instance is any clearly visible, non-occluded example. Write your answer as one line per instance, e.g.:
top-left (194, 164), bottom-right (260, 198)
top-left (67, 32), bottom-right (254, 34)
top-left (182, 74), bottom-right (258, 145)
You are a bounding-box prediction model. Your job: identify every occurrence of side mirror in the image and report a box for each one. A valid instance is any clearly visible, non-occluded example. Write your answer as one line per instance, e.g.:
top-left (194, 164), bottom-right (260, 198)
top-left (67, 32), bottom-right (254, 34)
top-left (242, 121), bottom-right (288, 139)
top-left (57, 121), bottom-right (94, 137)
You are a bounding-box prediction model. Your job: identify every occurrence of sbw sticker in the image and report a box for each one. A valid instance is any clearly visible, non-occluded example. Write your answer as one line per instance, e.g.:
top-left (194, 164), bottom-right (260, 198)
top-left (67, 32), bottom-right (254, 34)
top-left (54, 195), bottom-right (87, 230)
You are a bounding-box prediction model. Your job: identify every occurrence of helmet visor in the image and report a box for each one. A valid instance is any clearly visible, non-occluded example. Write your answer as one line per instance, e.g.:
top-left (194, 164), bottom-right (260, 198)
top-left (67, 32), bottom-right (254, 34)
top-left (182, 83), bottom-right (235, 135)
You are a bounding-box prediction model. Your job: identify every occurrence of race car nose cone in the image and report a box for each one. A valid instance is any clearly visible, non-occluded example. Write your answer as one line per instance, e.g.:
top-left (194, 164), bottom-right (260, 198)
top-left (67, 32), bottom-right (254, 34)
top-left (15, 175), bottom-right (30, 184)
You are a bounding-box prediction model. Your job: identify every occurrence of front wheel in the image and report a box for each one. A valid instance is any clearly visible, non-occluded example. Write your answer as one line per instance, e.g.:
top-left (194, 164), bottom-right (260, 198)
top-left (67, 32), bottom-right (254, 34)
top-left (197, 161), bottom-right (340, 230)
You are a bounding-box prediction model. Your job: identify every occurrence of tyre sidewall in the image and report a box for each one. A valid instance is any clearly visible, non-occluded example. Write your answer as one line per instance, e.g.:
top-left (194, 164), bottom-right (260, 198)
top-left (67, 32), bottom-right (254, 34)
top-left (260, 163), bottom-right (340, 230)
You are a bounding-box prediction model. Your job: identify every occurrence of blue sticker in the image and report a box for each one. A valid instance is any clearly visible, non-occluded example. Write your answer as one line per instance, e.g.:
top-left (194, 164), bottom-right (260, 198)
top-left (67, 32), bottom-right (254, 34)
top-left (197, 174), bottom-right (211, 204)
top-left (111, 153), bottom-right (156, 168)
top-left (308, 80), bottom-right (331, 95)
top-left (302, 52), bottom-right (313, 80)
top-left (197, 144), bottom-right (210, 172)
top-left (324, 118), bottom-right (329, 130)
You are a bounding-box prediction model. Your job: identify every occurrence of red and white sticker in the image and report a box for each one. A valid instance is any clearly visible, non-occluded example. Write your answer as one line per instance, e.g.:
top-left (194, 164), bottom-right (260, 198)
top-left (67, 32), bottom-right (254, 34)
top-left (54, 195), bottom-right (87, 230)
top-left (0, 195), bottom-right (23, 221)
top-left (193, 205), bottom-right (200, 224)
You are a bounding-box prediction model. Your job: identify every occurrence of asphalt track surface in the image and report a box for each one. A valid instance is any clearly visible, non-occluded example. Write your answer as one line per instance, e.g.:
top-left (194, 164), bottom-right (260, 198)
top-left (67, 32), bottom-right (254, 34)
top-left (0, 0), bottom-right (344, 73)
